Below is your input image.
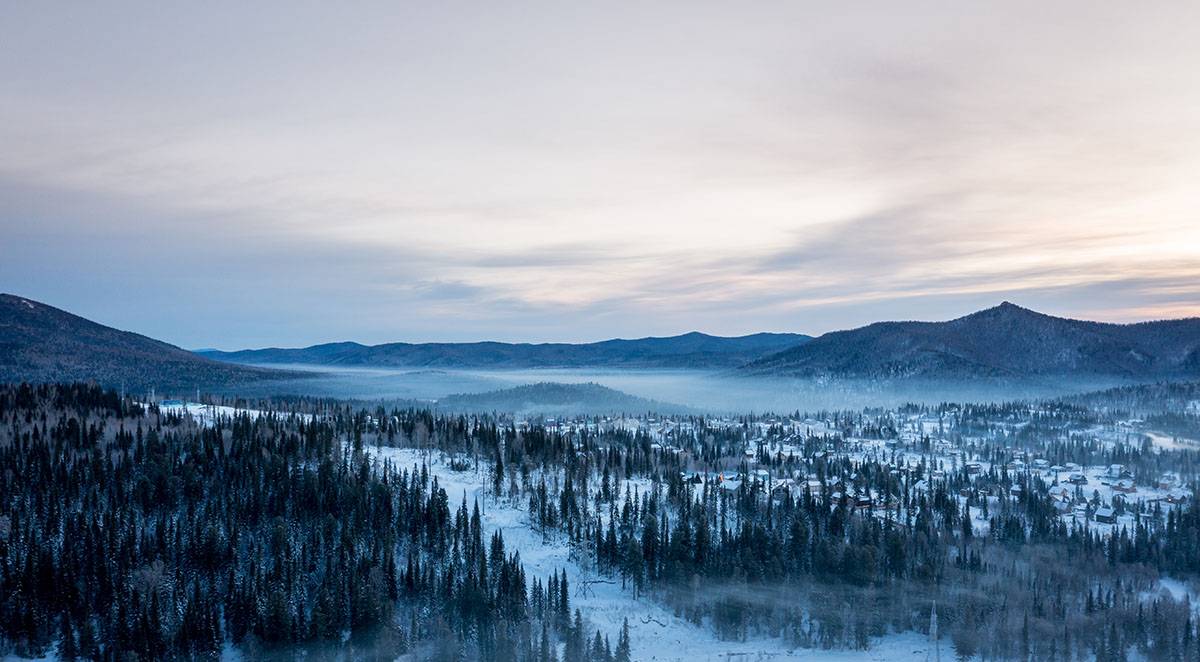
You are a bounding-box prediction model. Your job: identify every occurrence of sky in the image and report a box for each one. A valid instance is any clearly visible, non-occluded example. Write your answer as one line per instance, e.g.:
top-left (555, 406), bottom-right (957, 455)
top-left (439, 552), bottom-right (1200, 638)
top-left (3, 1), bottom-right (1200, 349)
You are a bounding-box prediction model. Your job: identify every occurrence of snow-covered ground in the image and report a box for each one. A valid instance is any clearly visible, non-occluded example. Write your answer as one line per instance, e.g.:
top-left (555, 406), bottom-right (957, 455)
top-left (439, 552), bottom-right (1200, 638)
top-left (151, 401), bottom-right (311, 428)
top-left (361, 444), bottom-right (935, 661)
top-left (1142, 431), bottom-right (1200, 452)
top-left (1147, 577), bottom-right (1200, 614)
top-left (154, 401), bottom-right (250, 427)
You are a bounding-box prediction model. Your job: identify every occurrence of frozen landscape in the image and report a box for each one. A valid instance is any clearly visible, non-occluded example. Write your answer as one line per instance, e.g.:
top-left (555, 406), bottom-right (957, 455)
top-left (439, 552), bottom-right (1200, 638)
top-left (70, 385), bottom-right (1194, 660)
top-left (5, 1), bottom-right (1200, 659)
top-left (364, 446), bottom-right (938, 661)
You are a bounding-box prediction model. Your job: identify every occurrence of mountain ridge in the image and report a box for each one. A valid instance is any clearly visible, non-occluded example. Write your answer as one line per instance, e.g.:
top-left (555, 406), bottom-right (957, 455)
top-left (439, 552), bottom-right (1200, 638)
top-left (740, 302), bottom-right (1200, 379)
top-left (199, 331), bottom-right (812, 370)
top-left (8, 293), bottom-right (1200, 385)
top-left (0, 294), bottom-right (295, 390)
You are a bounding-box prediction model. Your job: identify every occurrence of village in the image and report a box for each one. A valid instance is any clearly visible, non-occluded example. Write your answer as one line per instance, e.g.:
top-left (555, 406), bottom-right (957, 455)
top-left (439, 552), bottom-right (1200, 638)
top-left (519, 402), bottom-right (1198, 542)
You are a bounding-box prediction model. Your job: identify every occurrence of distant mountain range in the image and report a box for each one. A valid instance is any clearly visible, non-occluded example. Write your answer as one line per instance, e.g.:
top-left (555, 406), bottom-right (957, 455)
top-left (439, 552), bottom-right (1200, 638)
top-left (0, 294), bottom-right (292, 390)
top-left (6, 293), bottom-right (1200, 390)
top-left (198, 332), bottom-right (811, 370)
top-left (740, 302), bottom-right (1200, 379)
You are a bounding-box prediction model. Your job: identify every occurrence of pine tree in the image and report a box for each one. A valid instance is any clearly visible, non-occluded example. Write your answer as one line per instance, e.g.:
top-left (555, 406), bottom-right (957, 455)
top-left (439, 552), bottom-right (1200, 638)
top-left (1020, 611), bottom-right (1030, 661)
top-left (76, 619), bottom-right (98, 661)
top-left (592, 629), bottom-right (607, 662)
top-left (615, 618), bottom-right (631, 662)
top-left (58, 612), bottom-right (77, 661)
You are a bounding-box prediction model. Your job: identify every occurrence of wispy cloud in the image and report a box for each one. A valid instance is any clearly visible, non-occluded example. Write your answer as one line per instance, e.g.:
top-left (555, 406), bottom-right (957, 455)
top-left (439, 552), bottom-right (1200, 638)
top-left (2, 1), bottom-right (1199, 346)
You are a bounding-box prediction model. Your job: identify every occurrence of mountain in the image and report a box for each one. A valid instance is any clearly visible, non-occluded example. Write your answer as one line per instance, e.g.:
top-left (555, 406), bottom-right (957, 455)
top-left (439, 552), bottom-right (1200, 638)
top-left (436, 382), bottom-right (690, 415)
top-left (199, 331), bottom-right (810, 370)
top-left (740, 302), bottom-right (1200, 380)
top-left (0, 294), bottom-right (294, 390)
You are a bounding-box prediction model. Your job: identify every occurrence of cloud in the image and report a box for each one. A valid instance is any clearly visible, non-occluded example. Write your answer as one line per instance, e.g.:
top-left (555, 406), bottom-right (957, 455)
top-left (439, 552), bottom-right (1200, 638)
top-left (2, 1), bottom-right (1199, 346)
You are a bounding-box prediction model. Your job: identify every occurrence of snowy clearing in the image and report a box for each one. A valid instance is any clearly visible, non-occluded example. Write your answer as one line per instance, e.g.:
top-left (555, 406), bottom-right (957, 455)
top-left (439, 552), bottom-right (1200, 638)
top-left (360, 444), bottom-right (936, 661)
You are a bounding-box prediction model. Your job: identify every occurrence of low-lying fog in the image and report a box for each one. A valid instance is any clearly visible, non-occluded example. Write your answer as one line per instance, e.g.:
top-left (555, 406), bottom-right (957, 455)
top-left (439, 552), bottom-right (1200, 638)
top-left (222, 363), bottom-right (1127, 413)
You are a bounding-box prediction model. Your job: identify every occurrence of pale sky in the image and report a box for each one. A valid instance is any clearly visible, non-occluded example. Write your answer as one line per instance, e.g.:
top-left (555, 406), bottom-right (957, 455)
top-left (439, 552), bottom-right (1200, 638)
top-left (3, 1), bottom-right (1199, 348)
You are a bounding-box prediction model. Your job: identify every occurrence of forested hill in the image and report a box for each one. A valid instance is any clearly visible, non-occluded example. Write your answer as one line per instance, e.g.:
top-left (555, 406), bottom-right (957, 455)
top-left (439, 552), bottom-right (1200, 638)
top-left (0, 294), bottom-right (293, 390)
top-left (199, 331), bottom-right (810, 370)
top-left (741, 302), bottom-right (1200, 380)
top-left (0, 383), bottom-right (634, 661)
top-left (436, 382), bottom-right (691, 415)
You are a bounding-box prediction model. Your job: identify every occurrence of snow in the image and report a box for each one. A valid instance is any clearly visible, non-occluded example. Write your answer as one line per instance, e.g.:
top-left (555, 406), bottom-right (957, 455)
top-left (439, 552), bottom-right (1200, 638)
top-left (219, 641), bottom-right (245, 661)
top-left (360, 444), bottom-right (933, 661)
top-left (1, 644), bottom-right (59, 661)
top-left (1142, 431), bottom-right (1200, 451)
top-left (155, 401), bottom-right (247, 427)
top-left (151, 401), bottom-right (310, 428)
top-left (1149, 577), bottom-right (1199, 612)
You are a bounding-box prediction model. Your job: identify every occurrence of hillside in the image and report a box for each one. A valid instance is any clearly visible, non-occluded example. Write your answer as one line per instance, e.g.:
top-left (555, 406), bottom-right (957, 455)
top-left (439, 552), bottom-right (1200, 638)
top-left (741, 302), bottom-right (1200, 379)
top-left (200, 331), bottom-right (809, 370)
top-left (435, 381), bottom-right (690, 415)
top-left (0, 294), bottom-right (293, 390)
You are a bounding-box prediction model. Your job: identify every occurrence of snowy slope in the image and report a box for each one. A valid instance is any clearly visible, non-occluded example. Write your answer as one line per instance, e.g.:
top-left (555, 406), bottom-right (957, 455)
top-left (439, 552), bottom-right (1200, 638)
top-left (152, 401), bottom-right (312, 427)
top-left (361, 445), bottom-right (939, 661)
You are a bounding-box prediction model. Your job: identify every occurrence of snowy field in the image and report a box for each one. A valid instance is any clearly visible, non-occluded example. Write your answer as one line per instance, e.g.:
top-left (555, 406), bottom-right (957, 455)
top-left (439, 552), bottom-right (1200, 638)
top-left (361, 444), bottom-right (939, 661)
top-left (151, 401), bottom-right (311, 427)
top-left (1142, 431), bottom-right (1200, 452)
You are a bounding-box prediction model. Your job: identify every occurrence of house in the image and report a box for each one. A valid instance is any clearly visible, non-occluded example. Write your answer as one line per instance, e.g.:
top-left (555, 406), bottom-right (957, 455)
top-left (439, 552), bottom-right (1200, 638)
top-left (1106, 464), bottom-right (1128, 479)
top-left (771, 479), bottom-right (795, 495)
top-left (1067, 473), bottom-right (1089, 485)
top-left (965, 462), bottom-right (983, 475)
top-left (1166, 489), bottom-right (1190, 505)
top-left (1033, 459), bottom-right (1050, 470)
top-left (1094, 506), bottom-right (1117, 524)
top-left (1112, 479), bottom-right (1137, 494)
